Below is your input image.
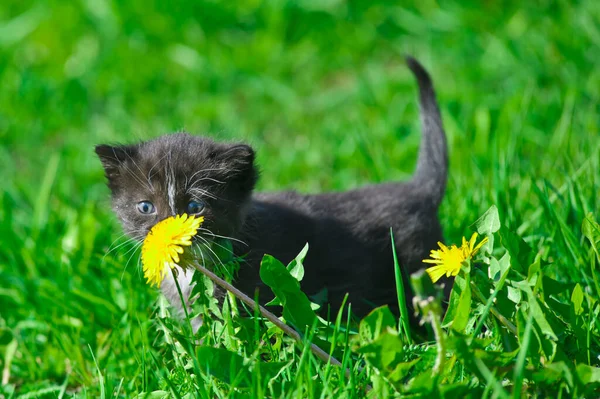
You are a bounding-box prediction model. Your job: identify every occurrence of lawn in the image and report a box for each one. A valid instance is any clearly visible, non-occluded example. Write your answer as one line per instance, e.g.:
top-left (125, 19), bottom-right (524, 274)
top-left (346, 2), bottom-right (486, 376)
top-left (1, 0), bottom-right (600, 397)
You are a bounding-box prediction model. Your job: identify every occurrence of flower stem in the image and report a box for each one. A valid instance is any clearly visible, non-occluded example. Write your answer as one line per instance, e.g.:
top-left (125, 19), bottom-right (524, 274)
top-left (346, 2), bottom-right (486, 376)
top-left (430, 308), bottom-right (445, 375)
top-left (171, 268), bottom-right (194, 334)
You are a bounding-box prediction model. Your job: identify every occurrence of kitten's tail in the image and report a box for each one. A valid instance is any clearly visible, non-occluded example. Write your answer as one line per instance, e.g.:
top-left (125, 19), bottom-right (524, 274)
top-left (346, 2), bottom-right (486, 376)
top-left (406, 56), bottom-right (448, 208)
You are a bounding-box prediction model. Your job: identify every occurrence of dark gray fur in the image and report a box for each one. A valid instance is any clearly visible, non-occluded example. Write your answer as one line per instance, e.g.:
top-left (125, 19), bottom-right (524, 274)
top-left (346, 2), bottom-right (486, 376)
top-left (95, 57), bottom-right (448, 321)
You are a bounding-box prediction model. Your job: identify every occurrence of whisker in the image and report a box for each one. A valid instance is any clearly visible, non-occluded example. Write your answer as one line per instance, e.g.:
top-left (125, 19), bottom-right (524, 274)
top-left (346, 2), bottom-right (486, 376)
top-left (185, 167), bottom-right (229, 185)
top-left (121, 240), bottom-right (144, 282)
top-left (197, 228), bottom-right (248, 247)
top-left (104, 236), bottom-right (142, 259)
top-left (202, 237), bottom-right (231, 253)
top-left (187, 187), bottom-right (219, 201)
top-left (191, 244), bottom-right (207, 269)
top-left (103, 232), bottom-right (131, 256)
top-left (191, 177), bottom-right (225, 185)
top-left (103, 232), bottom-right (145, 261)
top-left (194, 236), bottom-right (235, 280)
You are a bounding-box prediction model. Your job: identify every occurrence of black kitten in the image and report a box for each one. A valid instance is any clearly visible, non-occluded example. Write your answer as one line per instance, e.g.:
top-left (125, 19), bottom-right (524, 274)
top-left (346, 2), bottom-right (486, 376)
top-left (96, 57), bottom-right (448, 322)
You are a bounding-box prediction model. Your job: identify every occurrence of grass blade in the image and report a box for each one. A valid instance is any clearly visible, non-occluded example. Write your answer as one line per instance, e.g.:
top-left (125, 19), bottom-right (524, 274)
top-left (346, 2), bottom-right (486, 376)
top-left (390, 228), bottom-right (413, 344)
top-left (513, 309), bottom-right (534, 399)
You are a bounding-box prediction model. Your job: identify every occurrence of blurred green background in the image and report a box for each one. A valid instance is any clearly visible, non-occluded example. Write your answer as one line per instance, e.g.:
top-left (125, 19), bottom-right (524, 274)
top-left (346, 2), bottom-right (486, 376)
top-left (1, 0), bottom-right (599, 395)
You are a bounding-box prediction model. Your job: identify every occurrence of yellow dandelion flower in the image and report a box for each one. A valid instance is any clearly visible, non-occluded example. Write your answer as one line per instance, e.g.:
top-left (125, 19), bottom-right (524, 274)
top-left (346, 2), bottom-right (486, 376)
top-left (141, 214), bottom-right (204, 287)
top-left (423, 232), bottom-right (489, 283)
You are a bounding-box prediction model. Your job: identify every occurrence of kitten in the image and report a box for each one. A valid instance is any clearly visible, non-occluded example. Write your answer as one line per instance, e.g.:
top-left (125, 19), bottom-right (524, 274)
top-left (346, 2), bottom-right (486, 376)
top-left (96, 57), bottom-right (448, 323)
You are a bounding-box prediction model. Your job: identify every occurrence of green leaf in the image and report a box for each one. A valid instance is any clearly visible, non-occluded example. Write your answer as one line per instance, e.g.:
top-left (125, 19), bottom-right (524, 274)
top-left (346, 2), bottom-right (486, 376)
top-left (542, 276), bottom-right (575, 297)
top-left (452, 282), bottom-right (472, 333)
top-left (264, 296), bottom-right (281, 306)
top-left (194, 346), bottom-right (289, 389)
top-left (208, 238), bottom-right (240, 281)
top-left (571, 284), bottom-right (584, 316)
top-left (358, 306), bottom-right (397, 345)
top-left (581, 213), bottom-right (600, 297)
top-left (472, 264), bottom-right (511, 338)
top-left (134, 391), bottom-right (170, 399)
top-left (527, 257), bottom-right (541, 283)
top-left (286, 243), bottom-right (308, 281)
top-left (442, 265), bottom-right (471, 333)
top-left (190, 271), bottom-right (221, 317)
top-left (489, 252), bottom-right (510, 280)
top-left (403, 369), bottom-right (438, 395)
top-left (582, 212), bottom-right (600, 260)
top-left (410, 269), bottom-right (438, 299)
top-left (499, 227), bottom-right (532, 274)
top-left (528, 298), bottom-right (558, 343)
top-left (576, 363), bottom-right (600, 385)
top-left (513, 280), bottom-right (558, 341)
top-left (196, 346), bottom-right (251, 387)
top-left (506, 286), bottom-right (522, 304)
top-left (254, 361), bottom-right (292, 384)
top-left (450, 335), bottom-right (510, 398)
top-left (471, 205), bottom-right (501, 256)
top-left (259, 254), bottom-right (318, 332)
top-left (357, 330), bottom-right (418, 385)
top-left (449, 334), bottom-right (517, 367)
top-left (531, 362), bottom-right (574, 388)
top-left (309, 288), bottom-right (328, 307)
top-left (474, 347), bottom-right (519, 368)
top-left (439, 383), bottom-right (473, 397)
top-left (472, 205), bottom-right (501, 235)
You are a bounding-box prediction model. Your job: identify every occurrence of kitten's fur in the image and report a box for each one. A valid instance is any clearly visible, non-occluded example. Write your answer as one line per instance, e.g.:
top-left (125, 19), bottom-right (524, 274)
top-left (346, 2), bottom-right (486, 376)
top-left (96, 57), bottom-right (448, 321)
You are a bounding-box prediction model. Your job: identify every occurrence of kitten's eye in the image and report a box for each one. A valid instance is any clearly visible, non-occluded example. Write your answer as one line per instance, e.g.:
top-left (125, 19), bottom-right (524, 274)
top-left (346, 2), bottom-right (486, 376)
top-left (137, 201), bottom-right (156, 215)
top-left (187, 200), bottom-right (205, 215)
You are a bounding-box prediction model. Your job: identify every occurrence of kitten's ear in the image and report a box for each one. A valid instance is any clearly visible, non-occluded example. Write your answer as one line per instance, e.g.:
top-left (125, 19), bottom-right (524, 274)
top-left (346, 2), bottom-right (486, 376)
top-left (95, 144), bottom-right (137, 182)
top-left (222, 144), bottom-right (258, 191)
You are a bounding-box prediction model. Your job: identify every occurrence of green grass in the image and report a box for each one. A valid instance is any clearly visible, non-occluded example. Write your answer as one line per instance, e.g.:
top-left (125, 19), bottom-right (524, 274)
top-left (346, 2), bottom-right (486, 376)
top-left (1, 0), bottom-right (600, 397)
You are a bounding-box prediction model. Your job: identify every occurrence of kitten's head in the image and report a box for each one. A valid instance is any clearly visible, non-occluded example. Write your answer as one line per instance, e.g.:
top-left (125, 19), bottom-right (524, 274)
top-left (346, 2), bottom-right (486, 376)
top-left (95, 133), bottom-right (258, 244)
